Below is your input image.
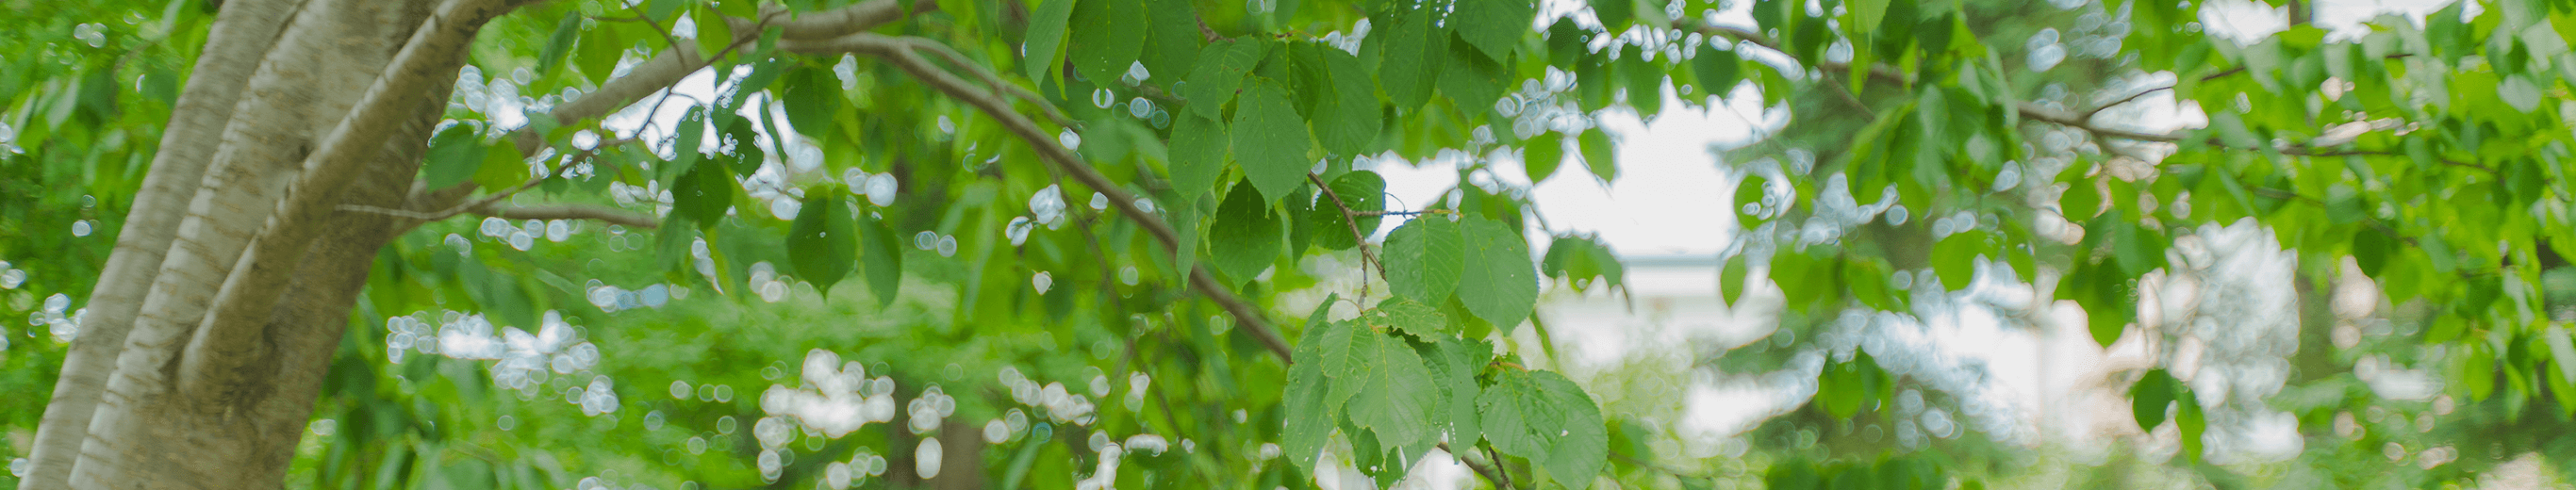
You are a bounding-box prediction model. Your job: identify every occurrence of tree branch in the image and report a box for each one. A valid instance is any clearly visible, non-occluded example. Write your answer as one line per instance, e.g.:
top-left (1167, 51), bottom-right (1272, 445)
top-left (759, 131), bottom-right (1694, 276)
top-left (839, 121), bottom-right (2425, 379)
top-left (475, 204), bottom-right (660, 228)
top-left (2083, 85), bottom-right (2171, 120)
top-left (779, 33), bottom-right (1296, 363)
top-left (180, 0), bottom-right (527, 399)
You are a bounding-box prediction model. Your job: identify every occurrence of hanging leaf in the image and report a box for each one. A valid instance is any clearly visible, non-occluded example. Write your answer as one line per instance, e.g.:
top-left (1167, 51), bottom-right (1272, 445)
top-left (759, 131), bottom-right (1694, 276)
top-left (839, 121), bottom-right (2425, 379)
top-left (1525, 131), bottom-right (1564, 184)
top-left (1230, 79), bottom-right (1313, 202)
top-left (1385, 215), bottom-right (1466, 304)
top-left (787, 188), bottom-right (857, 293)
top-left (1458, 216), bottom-right (1538, 329)
top-left (1209, 179), bottom-right (1285, 280)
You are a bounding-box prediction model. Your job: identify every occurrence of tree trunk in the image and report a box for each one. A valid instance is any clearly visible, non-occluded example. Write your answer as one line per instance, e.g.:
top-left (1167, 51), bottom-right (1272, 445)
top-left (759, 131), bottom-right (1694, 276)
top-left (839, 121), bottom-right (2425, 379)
top-left (18, 0), bottom-right (916, 486)
top-left (20, 0), bottom-right (513, 487)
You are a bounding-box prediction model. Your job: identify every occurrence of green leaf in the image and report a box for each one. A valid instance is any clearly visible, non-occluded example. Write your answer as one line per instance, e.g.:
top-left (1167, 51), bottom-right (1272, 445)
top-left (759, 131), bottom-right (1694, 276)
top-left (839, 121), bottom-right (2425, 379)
top-left (472, 138), bottom-right (524, 190)
top-left (1368, 297), bottom-right (1447, 338)
top-left (1312, 48), bottom-right (1384, 156)
top-left (1525, 131), bottom-right (1564, 184)
top-left (1416, 336), bottom-right (1490, 447)
top-left (1770, 248), bottom-right (1833, 308)
top-left (671, 106), bottom-right (708, 172)
top-left (1452, 0), bottom-right (1535, 62)
top-left (1168, 112), bottom-right (1229, 198)
top-left (1720, 253), bottom-right (1749, 306)
top-left (1732, 174), bottom-right (1768, 223)
top-left (1386, 216), bottom-right (1465, 304)
top-left (2129, 368), bottom-right (2178, 432)
top-left (1458, 216), bottom-right (1538, 329)
top-left (787, 188), bottom-right (857, 292)
top-left (1022, 0), bottom-right (1077, 90)
top-left (2175, 384), bottom-right (2205, 464)
top-left (421, 124), bottom-right (487, 190)
top-left (1931, 230), bottom-right (1987, 291)
top-left (718, 117), bottom-right (764, 177)
top-left (535, 11), bottom-right (581, 79)
top-left (646, 0), bottom-right (687, 22)
top-left (1438, 37), bottom-right (1510, 116)
top-left (1209, 179), bottom-right (1285, 280)
top-left (670, 164), bottom-right (733, 230)
top-left (1332, 329), bottom-right (1438, 450)
top-left (1067, 0), bottom-right (1148, 86)
top-left (1589, 0), bottom-right (1633, 29)
top-left (1136, 0), bottom-right (1203, 90)
top-left (1578, 127), bottom-right (1616, 183)
top-left (1182, 40), bottom-right (1266, 119)
top-left (860, 213), bottom-right (903, 306)
top-left (1311, 171), bottom-right (1386, 251)
top-left (1479, 369), bottom-right (1607, 489)
top-left (2353, 229), bottom-right (2393, 278)
top-left (1230, 79), bottom-right (1313, 202)
top-left (1369, 5), bottom-right (1447, 108)
top-left (691, 7), bottom-right (735, 65)
top-left (1693, 44), bottom-right (1742, 95)
top-left (1282, 320), bottom-right (1345, 471)
top-left (782, 67), bottom-right (839, 137)
top-left (2061, 178), bottom-right (2100, 220)
top-left (2065, 258), bottom-right (2135, 347)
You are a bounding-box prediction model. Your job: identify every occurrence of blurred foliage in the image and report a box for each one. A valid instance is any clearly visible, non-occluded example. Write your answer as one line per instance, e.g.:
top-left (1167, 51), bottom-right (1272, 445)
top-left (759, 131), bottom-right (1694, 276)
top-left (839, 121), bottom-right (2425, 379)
top-left (18, 0), bottom-right (2576, 487)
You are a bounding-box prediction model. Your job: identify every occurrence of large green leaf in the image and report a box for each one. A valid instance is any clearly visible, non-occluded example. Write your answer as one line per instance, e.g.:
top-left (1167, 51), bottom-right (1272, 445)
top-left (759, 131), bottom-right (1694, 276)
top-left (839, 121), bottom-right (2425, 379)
top-left (1458, 217), bottom-right (1538, 329)
top-left (1384, 216), bottom-right (1465, 304)
top-left (1209, 179), bottom-right (1285, 280)
top-left (1167, 111), bottom-right (1230, 199)
top-left (421, 124), bottom-right (487, 190)
top-left (1369, 4), bottom-right (1447, 108)
top-left (1311, 48), bottom-right (1383, 156)
top-left (1067, 0), bottom-right (1148, 85)
top-left (1524, 131), bottom-right (1564, 184)
top-left (1329, 328), bottom-right (1437, 450)
top-left (1480, 368), bottom-right (1607, 489)
top-left (860, 212), bottom-right (903, 305)
top-left (1229, 79), bottom-right (1313, 202)
top-left (1022, 0), bottom-right (1078, 90)
top-left (787, 188), bottom-right (857, 292)
top-left (1182, 40), bottom-right (1267, 119)
top-left (780, 68), bottom-right (839, 137)
top-left (1282, 319), bottom-right (1346, 471)
top-left (1451, 0), bottom-right (1534, 62)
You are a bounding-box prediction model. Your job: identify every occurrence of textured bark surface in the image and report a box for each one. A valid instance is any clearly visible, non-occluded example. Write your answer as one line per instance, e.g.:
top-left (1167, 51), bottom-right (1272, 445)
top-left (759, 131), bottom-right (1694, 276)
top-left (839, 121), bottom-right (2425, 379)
top-left (18, 0), bottom-right (305, 486)
top-left (65, 0), bottom-right (438, 487)
top-left (20, 0), bottom-right (919, 488)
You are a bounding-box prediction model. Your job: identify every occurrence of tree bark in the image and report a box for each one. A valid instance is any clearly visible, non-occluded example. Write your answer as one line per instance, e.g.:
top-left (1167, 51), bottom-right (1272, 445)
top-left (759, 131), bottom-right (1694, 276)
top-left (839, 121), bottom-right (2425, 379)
top-left (18, 0), bottom-right (303, 486)
top-left (64, 0), bottom-right (442, 487)
top-left (21, 0), bottom-right (930, 487)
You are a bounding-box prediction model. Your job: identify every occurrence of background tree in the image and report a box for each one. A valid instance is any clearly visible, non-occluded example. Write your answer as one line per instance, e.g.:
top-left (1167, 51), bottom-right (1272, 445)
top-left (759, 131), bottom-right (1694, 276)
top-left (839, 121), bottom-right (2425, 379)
top-left (6, 0), bottom-right (2576, 488)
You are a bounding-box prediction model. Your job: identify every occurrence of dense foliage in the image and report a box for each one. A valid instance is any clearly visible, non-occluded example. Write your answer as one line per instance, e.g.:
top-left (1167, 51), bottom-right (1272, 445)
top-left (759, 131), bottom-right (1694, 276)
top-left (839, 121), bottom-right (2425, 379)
top-left (12, 0), bottom-right (2576, 487)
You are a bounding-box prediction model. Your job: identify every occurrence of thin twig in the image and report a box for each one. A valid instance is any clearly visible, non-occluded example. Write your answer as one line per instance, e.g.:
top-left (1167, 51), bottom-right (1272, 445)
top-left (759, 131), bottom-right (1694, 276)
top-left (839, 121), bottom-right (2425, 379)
top-left (1357, 209), bottom-right (1446, 217)
top-left (1436, 442), bottom-right (1517, 490)
top-left (1309, 172), bottom-right (1385, 298)
top-left (910, 41), bottom-right (1076, 128)
top-left (783, 32), bottom-right (1296, 363)
top-left (2083, 85), bottom-right (2171, 121)
top-left (479, 204), bottom-right (660, 228)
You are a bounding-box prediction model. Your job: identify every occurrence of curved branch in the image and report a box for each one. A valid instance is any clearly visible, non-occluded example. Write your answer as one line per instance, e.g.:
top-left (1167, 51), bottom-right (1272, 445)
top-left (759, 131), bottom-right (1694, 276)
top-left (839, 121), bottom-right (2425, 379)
top-left (780, 33), bottom-right (1296, 363)
top-left (181, 0), bottom-right (528, 399)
